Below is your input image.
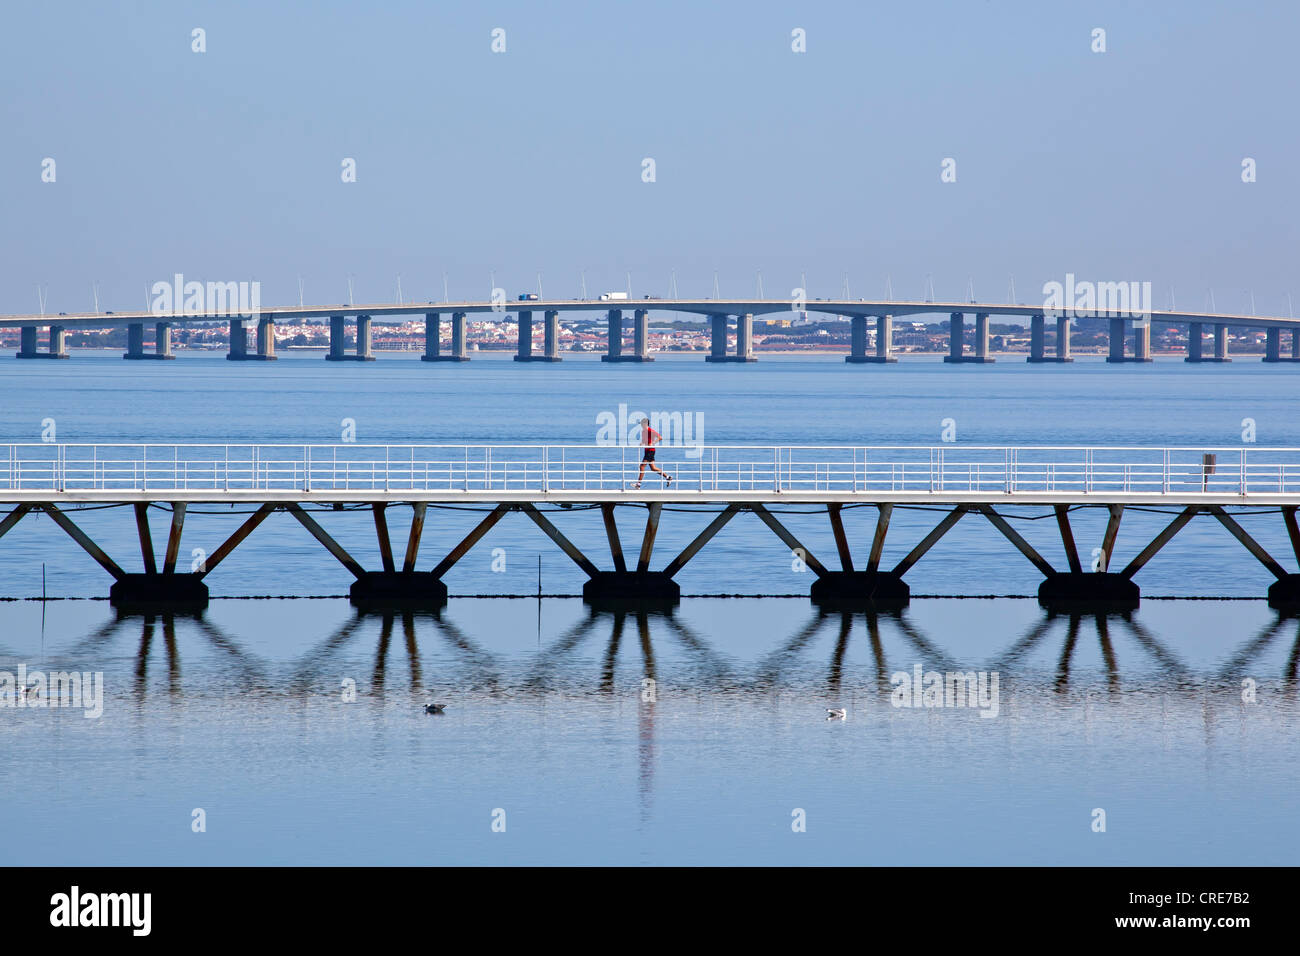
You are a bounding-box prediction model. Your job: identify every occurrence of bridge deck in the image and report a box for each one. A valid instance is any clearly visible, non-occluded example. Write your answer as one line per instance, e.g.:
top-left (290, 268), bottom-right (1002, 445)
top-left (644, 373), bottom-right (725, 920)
top-left (1, 444), bottom-right (1297, 505)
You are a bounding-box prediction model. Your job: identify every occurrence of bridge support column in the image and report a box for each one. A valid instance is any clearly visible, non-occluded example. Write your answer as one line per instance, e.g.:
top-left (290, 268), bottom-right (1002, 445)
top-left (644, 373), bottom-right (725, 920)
top-left (871, 314), bottom-right (897, 363)
top-left (943, 312), bottom-right (964, 363)
top-left (1186, 321), bottom-right (1203, 362)
top-left (1027, 313), bottom-right (1045, 362)
top-left (354, 314), bottom-right (374, 360)
top-left (125, 322), bottom-right (172, 360)
top-left (1215, 324), bottom-right (1231, 361)
top-left (423, 311), bottom-right (468, 361)
top-left (1106, 318), bottom-right (1126, 363)
top-left (125, 322), bottom-right (145, 359)
top-left (632, 308), bottom-right (653, 361)
top-left (601, 309), bottom-right (627, 362)
top-left (1264, 327), bottom-right (1282, 362)
top-left (16, 326), bottom-right (39, 358)
top-left (544, 310), bottom-right (561, 361)
top-left (327, 315), bottom-right (348, 360)
top-left (1134, 322), bottom-right (1152, 362)
top-left (846, 314), bottom-right (898, 363)
top-left (48, 325), bottom-right (69, 359)
top-left (226, 319), bottom-right (247, 360)
top-left (848, 315), bottom-right (867, 361)
top-left (704, 313), bottom-right (751, 363)
top-left (513, 310), bottom-right (533, 361)
top-left (1055, 316), bottom-right (1073, 362)
top-left (710, 313), bottom-right (727, 360)
top-left (420, 312), bottom-right (439, 361)
top-left (451, 312), bottom-right (468, 360)
top-left (255, 317), bottom-right (277, 360)
top-left (734, 313), bottom-right (755, 361)
top-left (971, 312), bottom-right (994, 363)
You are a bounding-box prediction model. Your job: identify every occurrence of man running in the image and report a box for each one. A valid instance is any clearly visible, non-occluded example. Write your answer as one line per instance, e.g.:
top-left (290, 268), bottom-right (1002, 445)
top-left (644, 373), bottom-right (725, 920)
top-left (633, 417), bottom-right (673, 489)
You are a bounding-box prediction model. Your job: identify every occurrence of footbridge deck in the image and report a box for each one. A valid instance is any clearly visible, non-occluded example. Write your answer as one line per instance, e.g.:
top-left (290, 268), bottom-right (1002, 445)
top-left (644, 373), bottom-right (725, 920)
top-left (3, 444), bottom-right (1299, 614)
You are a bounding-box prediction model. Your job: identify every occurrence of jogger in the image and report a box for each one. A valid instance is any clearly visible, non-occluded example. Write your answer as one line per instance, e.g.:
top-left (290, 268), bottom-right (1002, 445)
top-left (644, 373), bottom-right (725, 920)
top-left (633, 417), bottom-right (672, 489)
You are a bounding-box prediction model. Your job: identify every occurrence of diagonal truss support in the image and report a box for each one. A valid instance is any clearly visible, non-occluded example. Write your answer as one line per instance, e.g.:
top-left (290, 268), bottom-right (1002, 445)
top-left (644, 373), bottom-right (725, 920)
top-left (751, 504), bottom-right (828, 577)
top-left (662, 505), bottom-right (738, 578)
top-left (891, 506), bottom-right (967, 577)
top-left (977, 505), bottom-right (1056, 577)
top-left (285, 503), bottom-right (366, 580)
top-left (519, 503), bottom-right (601, 578)
top-left (1120, 507), bottom-right (1198, 579)
top-left (430, 504), bottom-right (509, 579)
top-left (198, 503), bottom-right (277, 579)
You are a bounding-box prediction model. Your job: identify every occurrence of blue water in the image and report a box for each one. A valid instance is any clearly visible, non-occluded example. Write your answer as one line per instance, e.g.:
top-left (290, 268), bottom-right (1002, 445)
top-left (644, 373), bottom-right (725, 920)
top-left (2, 351), bottom-right (1298, 864)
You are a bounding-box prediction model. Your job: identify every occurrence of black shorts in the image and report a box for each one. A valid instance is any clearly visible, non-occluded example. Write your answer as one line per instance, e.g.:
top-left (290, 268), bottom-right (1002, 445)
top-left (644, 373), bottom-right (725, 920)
top-left (642, 448), bottom-right (656, 462)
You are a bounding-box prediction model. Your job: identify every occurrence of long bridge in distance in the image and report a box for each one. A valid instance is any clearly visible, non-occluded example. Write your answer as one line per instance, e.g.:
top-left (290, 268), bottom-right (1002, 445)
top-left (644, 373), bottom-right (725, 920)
top-left (5, 296), bottom-right (1300, 364)
top-left (4, 443), bottom-right (1300, 615)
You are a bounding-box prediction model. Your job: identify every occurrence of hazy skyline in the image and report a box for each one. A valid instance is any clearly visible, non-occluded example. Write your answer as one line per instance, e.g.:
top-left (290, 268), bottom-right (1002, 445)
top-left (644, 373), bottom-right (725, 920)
top-left (3, 0), bottom-right (1297, 316)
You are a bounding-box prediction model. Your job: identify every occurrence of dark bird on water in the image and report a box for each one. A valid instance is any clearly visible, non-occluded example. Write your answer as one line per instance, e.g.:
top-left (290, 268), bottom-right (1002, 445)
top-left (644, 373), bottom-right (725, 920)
top-left (424, 703), bottom-right (446, 714)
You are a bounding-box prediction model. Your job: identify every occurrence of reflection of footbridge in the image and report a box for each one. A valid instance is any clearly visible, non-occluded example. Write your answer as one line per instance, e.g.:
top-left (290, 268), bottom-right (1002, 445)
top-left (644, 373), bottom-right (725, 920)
top-left (57, 605), bottom-right (1300, 705)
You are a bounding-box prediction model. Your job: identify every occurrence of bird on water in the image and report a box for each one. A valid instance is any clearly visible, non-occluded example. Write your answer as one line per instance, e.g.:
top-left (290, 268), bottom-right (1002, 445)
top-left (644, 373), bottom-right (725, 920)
top-left (424, 703), bottom-right (446, 714)
top-left (826, 708), bottom-right (847, 720)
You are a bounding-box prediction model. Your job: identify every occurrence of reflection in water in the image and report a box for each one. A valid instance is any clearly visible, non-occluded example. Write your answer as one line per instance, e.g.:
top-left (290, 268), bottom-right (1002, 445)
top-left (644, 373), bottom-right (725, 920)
top-left (26, 600), bottom-right (1300, 837)
top-left (76, 604), bottom-right (1300, 710)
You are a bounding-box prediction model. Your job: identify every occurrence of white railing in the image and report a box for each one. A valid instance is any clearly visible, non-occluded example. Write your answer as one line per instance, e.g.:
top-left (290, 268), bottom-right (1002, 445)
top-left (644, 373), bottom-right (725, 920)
top-left (0, 444), bottom-right (1297, 495)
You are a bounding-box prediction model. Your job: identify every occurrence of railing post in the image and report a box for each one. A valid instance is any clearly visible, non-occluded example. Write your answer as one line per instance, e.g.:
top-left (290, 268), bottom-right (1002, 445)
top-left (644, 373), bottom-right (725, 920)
top-left (1241, 448), bottom-right (1247, 495)
top-left (774, 447), bottom-right (780, 492)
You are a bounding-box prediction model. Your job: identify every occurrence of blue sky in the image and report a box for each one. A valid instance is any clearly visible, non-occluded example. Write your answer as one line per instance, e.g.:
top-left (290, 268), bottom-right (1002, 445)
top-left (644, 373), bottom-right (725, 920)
top-left (2, 0), bottom-right (1297, 314)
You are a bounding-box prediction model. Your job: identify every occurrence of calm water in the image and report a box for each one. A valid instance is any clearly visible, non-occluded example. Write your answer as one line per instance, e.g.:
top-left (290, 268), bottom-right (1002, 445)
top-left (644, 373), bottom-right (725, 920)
top-left (2, 352), bottom-right (1298, 864)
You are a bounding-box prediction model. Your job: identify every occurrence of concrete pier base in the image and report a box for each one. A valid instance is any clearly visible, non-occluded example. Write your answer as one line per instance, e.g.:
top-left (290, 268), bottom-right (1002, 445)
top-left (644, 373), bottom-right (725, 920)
top-left (1037, 573), bottom-right (1140, 612)
top-left (703, 355), bottom-right (754, 363)
top-left (109, 573), bottom-right (209, 613)
top-left (348, 571), bottom-right (448, 610)
top-left (1266, 574), bottom-right (1300, 613)
top-left (421, 313), bottom-right (470, 361)
top-left (847, 315), bottom-right (897, 362)
top-left (809, 571), bottom-right (910, 609)
top-left (582, 571), bottom-right (680, 608)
